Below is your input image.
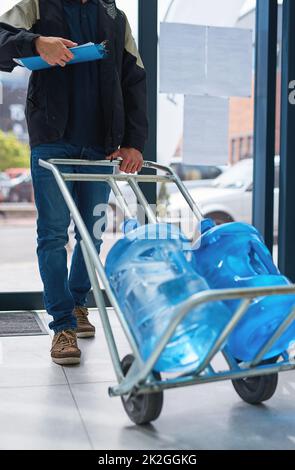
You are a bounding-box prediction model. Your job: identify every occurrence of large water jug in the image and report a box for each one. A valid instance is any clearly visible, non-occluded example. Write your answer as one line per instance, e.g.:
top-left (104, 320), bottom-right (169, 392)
top-left (105, 222), bottom-right (231, 373)
top-left (192, 220), bottom-right (295, 362)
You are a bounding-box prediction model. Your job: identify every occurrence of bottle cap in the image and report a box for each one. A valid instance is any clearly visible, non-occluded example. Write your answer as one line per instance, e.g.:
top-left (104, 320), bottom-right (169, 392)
top-left (123, 218), bottom-right (140, 234)
top-left (199, 218), bottom-right (215, 234)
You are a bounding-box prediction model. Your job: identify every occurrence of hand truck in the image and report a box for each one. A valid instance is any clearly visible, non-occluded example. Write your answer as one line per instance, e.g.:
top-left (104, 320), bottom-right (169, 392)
top-left (39, 157), bottom-right (295, 425)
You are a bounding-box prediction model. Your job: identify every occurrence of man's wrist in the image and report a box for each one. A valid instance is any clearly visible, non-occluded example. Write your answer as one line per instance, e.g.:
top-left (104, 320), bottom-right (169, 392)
top-left (121, 143), bottom-right (144, 154)
top-left (32, 35), bottom-right (41, 55)
top-left (17, 32), bottom-right (41, 58)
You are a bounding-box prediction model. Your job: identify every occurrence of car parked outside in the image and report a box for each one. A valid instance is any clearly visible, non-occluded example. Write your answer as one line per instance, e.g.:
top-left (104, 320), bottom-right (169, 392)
top-left (166, 157), bottom-right (280, 237)
top-left (7, 173), bottom-right (33, 203)
top-left (107, 160), bottom-right (227, 230)
top-left (0, 172), bottom-right (11, 202)
top-left (0, 172), bottom-right (33, 203)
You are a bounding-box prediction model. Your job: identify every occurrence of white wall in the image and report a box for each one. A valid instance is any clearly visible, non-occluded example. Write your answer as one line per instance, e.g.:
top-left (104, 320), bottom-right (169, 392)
top-left (0, 1), bottom-right (17, 15)
top-left (116, 0), bottom-right (138, 40)
top-left (165, 0), bottom-right (245, 27)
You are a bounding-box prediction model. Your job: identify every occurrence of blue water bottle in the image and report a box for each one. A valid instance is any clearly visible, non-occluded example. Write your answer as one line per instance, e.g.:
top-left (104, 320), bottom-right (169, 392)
top-left (105, 222), bottom-right (231, 373)
top-left (192, 220), bottom-right (295, 361)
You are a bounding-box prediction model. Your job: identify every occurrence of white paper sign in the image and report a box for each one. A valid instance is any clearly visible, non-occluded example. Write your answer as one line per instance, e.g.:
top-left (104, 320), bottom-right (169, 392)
top-left (159, 23), bottom-right (206, 95)
top-left (183, 95), bottom-right (229, 166)
top-left (160, 22), bottom-right (252, 98)
top-left (207, 26), bottom-right (253, 97)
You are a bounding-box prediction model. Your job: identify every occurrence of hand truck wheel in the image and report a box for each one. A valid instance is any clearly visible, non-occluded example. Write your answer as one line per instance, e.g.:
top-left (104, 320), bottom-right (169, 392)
top-left (120, 354), bottom-right (164, 425)
top-left (232, 357), bottom-right (279, 405)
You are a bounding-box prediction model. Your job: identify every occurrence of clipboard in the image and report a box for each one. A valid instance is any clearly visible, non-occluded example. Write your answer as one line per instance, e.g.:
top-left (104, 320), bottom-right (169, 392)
top-left (13, 41), bottom-right (108, 71)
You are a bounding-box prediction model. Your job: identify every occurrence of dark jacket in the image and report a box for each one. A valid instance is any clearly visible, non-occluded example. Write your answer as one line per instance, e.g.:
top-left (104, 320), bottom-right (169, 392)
top-left (0, 0), bottom-right (148, 154)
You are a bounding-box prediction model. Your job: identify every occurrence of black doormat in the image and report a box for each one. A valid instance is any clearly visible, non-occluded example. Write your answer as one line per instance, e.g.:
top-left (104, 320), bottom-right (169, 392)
top-left (0, 311), bottom-right (48, 337)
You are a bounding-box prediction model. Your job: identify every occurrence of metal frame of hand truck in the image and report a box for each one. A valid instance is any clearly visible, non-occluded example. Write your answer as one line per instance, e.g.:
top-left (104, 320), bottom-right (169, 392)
top-left (39, 158), bottom-right (295, 407)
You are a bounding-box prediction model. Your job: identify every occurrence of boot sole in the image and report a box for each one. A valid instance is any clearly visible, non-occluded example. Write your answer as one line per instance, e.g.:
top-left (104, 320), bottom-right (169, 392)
top-left (77, 331), bottom-right (95, 338)
top-left (52, 357), bottom-right (81, 365)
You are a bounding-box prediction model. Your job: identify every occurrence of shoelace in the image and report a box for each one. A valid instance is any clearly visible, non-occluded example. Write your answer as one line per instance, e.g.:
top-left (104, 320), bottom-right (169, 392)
top-left (75, 307), bottom-right (90, 325)
top-left (52, 330), bottom-right (76, 351)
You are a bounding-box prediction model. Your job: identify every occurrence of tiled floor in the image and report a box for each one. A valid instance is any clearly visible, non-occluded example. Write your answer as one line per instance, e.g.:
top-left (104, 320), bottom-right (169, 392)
top-left (0, 309), bottom-right (295, 450)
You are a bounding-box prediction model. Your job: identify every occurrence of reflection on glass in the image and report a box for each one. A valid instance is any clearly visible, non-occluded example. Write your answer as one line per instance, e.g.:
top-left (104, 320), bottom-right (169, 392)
top-left (212, 159), bottom-right (253, 190)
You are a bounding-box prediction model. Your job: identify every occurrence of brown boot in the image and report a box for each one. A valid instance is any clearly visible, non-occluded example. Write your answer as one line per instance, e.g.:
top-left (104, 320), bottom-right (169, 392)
top-left (74, 306), bottom-right (96, 338)
top-left (51, 329), bottom-right (81, 365)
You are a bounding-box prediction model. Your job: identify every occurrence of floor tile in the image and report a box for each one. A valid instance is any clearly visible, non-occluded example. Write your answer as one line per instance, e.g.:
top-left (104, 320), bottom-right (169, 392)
top-left (72, 371), bottom-right (295, 450)
top-left (61, 309), bottom-right (131, 385)
top-left (2, 310), bottom-right (295, 450)
top-left (0, 335), bottom-right (67, 388)
top-left (0, 385), bottom-right (92, 450)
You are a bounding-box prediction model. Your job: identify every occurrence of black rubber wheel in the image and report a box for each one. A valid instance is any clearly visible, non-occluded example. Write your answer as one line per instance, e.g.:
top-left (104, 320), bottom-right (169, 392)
top-left (232, 357), bottom-right (279, 405)
top-left (120, 354), bottom-right (164, 425)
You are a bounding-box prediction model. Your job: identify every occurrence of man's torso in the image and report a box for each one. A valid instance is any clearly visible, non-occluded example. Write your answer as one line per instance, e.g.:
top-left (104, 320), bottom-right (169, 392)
top-left (62, 0), bottom-right (104, 147)
top-left (27, 0), bottom-right (126, 152)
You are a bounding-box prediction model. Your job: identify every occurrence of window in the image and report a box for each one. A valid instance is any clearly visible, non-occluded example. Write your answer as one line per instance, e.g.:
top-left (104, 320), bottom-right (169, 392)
top-left (158, 0), bottom-right (256, 234)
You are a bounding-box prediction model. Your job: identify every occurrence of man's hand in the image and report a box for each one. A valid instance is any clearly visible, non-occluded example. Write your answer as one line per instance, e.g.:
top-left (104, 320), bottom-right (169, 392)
top-left (35, 36), bottom-right (77, 67)
top-left (106, 148), bottom-right (144, 174)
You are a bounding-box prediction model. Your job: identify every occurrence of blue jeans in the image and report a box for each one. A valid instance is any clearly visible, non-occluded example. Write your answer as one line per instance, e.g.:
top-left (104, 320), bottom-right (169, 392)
top-left (31, 141), bottom-right (113, 333)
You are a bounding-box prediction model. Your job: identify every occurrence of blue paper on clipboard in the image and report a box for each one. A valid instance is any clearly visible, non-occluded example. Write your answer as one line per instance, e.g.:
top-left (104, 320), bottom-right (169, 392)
top-left (13, 42), bottom-right (107, 71)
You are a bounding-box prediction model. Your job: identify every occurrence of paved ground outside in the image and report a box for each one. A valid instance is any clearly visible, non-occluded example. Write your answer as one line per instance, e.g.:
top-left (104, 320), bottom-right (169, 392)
top-left (0, 217), bottom-right (120, 292)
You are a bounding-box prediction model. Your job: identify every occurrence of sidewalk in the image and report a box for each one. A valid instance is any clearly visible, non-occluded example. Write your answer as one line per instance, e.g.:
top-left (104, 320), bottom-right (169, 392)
top-left (0, 219), bottom-right (120, 292)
